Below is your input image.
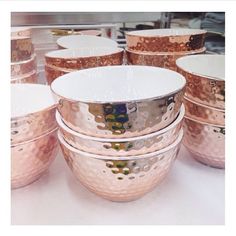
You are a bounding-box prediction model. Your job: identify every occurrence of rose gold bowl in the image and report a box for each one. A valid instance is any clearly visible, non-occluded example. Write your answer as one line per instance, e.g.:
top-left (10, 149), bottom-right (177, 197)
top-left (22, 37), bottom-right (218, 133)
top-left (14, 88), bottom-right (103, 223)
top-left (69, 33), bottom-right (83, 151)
top-left (176, 55), bottom-right (225, 109)
top-left (183, 116), bottom-right (225, 169)
top-left (11, 84), bottom-right (57, 145)
top-left (58, 129), bottom-right (183, 202)
top-left (184, 96), bottom-right (225, 126)
top-left (56, 35), bottom-right (118, 49)
top-left (56, 104), bottom-right (184, 156)
top-left (126, 47), bottom-right (206, 71)
top-left (51, 65), bottom-right (186, 138)
top-left (125, 28), bottom-right (206, 53)
top-left (11, 70), bottom-right (38, 84)
top-left (11, 128), bottom-right (58, 189)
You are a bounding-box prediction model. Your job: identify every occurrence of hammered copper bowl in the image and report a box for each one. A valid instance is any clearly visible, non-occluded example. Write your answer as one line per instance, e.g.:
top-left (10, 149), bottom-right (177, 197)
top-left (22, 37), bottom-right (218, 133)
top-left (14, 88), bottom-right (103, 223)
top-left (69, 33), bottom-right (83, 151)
top-left (56, 104), bottom-right (184, 156)
top-left (184, 96), bottom-right (225, 126)
top-left (57, 35), bottom-right (118, 49)
top-left (45, 47), bottom-right (124, 70)
top-left (59, 129), bottom-right (183, 202)
top-left (126, 28), bottom-right (206, 53)
top-left (11, 70), bottom-right (38, 84)
top-left (126, 47), bottom-right (206, 71)
top-left (176, 54), bottom-right (225, 109)
top-left (11, 128), bottom-right (58, 189)
top-left (183, 116), bottom-right (225, 169)
top-left (51, 65), bottom-right (186, 138)
top-left (11, 84), bottom-right (57, 145)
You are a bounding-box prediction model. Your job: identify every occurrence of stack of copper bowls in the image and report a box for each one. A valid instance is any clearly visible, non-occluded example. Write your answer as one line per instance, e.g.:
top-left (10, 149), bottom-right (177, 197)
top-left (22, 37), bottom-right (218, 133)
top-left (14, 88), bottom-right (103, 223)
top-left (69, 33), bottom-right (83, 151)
top-left (176, 55), bottom-right (225, 168)
top-left (11, 27), bottom-right (37, 84)
top-left (51, 65), bottom-right (186, 202)
top-left (125, 28), bottom-right (206, 71)
top-left (11, 84), bottom-right (58, 188)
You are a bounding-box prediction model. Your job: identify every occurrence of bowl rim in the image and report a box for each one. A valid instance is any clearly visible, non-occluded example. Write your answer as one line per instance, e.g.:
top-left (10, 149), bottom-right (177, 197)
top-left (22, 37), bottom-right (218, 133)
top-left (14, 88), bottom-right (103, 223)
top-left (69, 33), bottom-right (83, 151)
top-left (11, 53), bottom-right (36, 66)
top-left (58, 128), bottom-right (183, 160)
top-left (56, 104), bottom-right (185, 142)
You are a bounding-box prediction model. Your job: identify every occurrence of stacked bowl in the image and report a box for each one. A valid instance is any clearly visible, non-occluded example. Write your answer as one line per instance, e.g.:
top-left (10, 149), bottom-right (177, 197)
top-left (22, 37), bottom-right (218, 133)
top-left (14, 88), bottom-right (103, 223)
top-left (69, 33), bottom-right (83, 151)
top-left (176, 54), bottom-right (225, 168)
top-left (125, 28), bottom-right (206, 71)
top-left (51, 65), bottom-right (186, 201)
top-left (11, 84), bottom-right (58, 188)
top-left (11, 28), bottom-right (37, 84)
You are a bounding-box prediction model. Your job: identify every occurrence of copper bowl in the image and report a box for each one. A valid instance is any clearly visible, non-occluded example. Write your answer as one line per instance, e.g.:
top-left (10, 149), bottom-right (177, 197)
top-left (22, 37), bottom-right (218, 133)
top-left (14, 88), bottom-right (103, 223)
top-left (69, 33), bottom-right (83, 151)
top-left (51, 65), bottom-right (186, 138)
top-left (125, 28), bottom-right (206, 53)
top-left (11, 128), bottom-right (58, 189)
top-left (57, 35), bottom-right (118, 49)
top-left (11, 70), bottom-right (38, 84)
top-left (58, 129), bottom-right (183, 201)
top-left (11, 84), bottom-right (57, 145)
top-left (183, 116), bottom-right (225, 169)
top-left (11, 27), bottom-right (32, 37)
top-left (11, 54), bottom-right (36, 77)
top-left (176, 55), bottom-right (225, 109)
top-left (79, 30), bottom-right (102, 36)
top-left (126, 47), bottom-right (206, 71)
top-left (11, 36), bottom-right (34, 63)
top-left (184, 96), bottom-right (225, 126)
top-left (57, 104), bottom-right (184, 156)
top-left (45, 47), bottom-right (124, 70)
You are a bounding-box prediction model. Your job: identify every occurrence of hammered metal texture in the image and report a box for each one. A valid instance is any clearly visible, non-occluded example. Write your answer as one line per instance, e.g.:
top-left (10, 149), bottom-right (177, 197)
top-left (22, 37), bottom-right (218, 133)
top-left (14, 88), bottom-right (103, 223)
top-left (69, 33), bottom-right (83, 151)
top-left (183, 117), bottom-right (225, 168)
top-left (126, 48), bottom-right (205, 71)
top-left (11, 128), bottom-right (59, 189)
top-left (11, 37), bottom-right (34, 63)
top-left (184, 97), bottom-right (225, 126)
top-left (57, 105), bottom-right (184, 156)
top-left (45, 64), bottom-right (68, 85)
top-left (11, 104), bottom-right (57, 145)
top-left (55, 89), bottom-right (185, 138)
top-left (177, 65), bottom-right (225, 109)
top-left (11, 70), bottom-right (38, 84)
top-left (59, 130), bottom-right (183, 202)
top-left (11, 54), bottom-right (37, 77)
top-left (126, 30), bottom-right (206, 52)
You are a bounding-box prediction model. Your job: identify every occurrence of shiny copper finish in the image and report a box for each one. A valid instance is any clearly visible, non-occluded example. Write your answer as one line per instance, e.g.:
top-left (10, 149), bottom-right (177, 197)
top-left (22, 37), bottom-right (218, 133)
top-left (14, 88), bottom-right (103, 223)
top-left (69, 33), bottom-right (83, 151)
top-left (11, 70), bottom-right (38, 84)
top-left (126, 48), bottom-right (205, 71)
top-left (11, 37), bottom-right (34, 62)
top-left (58, 129), bottom-right (183, 202)
top-left (11, 54), bottom-right (37, 77)
top-left (126, 29), bottom-right (206, 52)
top-left (184, 96), bottom-right (225, 126)
top-left (11, 128), bottom-right (59, 189)
top-left (183, 116), bottom-right (225, 168)
top-left (45, 64), bottom-right (69, 85)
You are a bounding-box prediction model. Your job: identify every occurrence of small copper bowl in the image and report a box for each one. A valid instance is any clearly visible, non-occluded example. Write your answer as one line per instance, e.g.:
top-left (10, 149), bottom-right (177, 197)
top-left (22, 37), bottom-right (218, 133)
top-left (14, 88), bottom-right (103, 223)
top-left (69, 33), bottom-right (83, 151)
top-left (79, 30), bottom-right (102, 36)
top-left (11, 54), bottom-right (36, 77)
top-left (11, 70), bottom-right (38, 84)
top-left (176, 55), bottom-right (225, 109)
top-left (11, 128), bottom-right (58, 189)
top-left (45, 47), bottom-right (124, 70)
top-left (51, 65), bottom-right (186, 138)
top-left (184, 96), bottom-right (225, 126)
top-left (58, 129), bottom-right (183, 201)
top-left (45, 64), bottom-right (69, 85)
top-left (57, 35), bottom-right (118, 49)
top-left (183, 116), bottom-right (225, 169)
top-left (57, 104), bottom-right (184, 156)
top-left (126, 47), bottom-right (206, 71)
top-left (11, 84), bottom-right (57, 145)
top-left (11, 37), bottom-right (34, 63)
top-left (11, 27), bottom-right (32, 37)
top-left (126, 28), bottom-right (206, 53)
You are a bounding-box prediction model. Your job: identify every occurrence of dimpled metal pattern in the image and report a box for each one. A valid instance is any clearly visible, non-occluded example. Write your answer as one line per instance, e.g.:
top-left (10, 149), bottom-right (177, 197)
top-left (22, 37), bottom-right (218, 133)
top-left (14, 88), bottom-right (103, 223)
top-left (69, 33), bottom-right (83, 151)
top-left (177, 66), bottom-right (225, 109)
top-left (126, 48), bottom-right (205, 71)
top-left (11, 105), bottom-right (57, 144)
top-left (11, 128), bottom-right (59, 189)
top-left (11, 70), bottom-right (38, 84)
top-left (55, 89), bottom-right (185, 138)
top-left (57, 105), bottom-right (184, 156)
top-left (59, 130), bottom-right (183, 202)
top-left (11, 37), bottom-right (34, 63)
top-left (45, 64), bottom-right (68, 85)
top-left (126, 31), bottom-right (206, 53)
top-left (184, 97), bottom-right (225, 126)
top-left (183, 117), bottom-right (225, 168)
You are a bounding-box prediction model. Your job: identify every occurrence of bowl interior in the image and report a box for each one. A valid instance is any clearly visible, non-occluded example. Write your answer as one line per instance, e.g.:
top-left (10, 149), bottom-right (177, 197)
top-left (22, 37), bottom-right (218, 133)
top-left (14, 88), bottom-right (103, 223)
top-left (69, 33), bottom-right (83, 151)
top-left (11, 84), bottom-right (56, 118)
top-left (57, 35), bottom-right (118, 49)
top-left (176, 55), bottom-right (225, 80)
top-left (46, 47), bottom-right (123, 59)
top-left (51, 65), bottom-right (186, 103)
